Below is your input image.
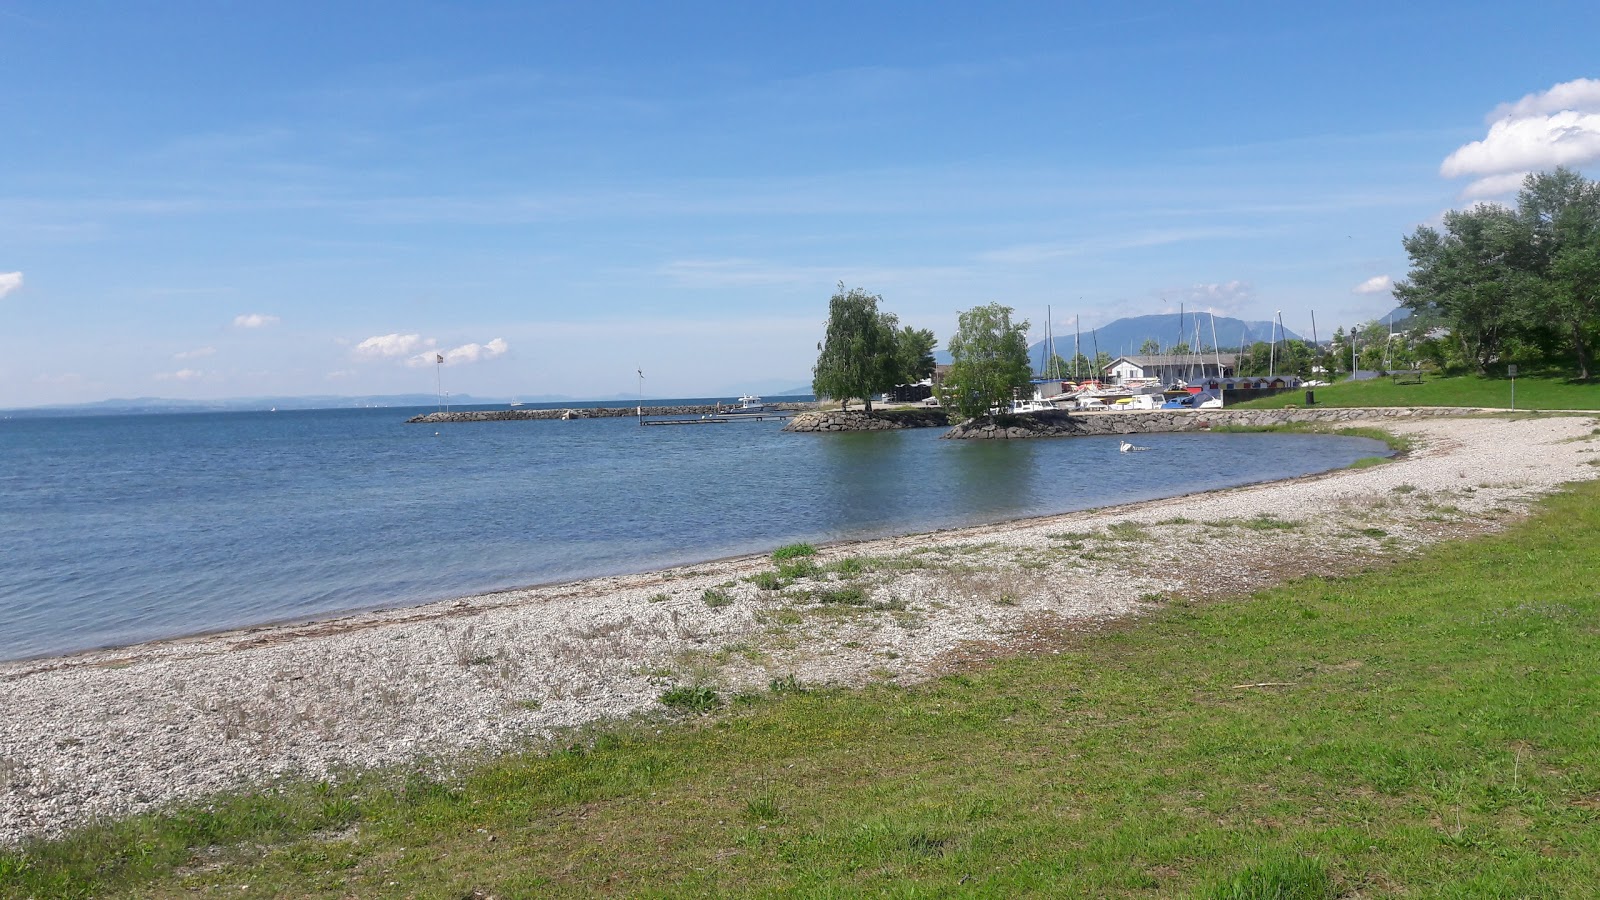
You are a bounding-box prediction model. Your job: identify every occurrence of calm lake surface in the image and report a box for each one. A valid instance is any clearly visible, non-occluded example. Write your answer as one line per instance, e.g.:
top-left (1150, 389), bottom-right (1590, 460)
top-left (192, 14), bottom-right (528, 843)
top-left (0, 405), bottom-right (1386, 661)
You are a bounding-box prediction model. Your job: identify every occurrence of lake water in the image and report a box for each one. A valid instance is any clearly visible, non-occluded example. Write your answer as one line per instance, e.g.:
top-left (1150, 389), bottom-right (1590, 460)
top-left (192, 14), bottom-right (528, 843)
top-left (0, 405), bottom-right (1386, 661)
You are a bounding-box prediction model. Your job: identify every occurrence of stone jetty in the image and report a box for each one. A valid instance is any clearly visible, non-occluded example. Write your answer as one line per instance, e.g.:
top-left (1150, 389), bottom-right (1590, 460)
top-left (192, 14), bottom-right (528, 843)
top-left (782, 408), bottom-right (951, 432)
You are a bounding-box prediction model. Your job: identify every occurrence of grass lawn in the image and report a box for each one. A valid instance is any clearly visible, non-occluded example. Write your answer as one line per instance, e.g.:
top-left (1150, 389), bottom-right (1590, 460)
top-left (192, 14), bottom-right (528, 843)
top-left (1228, 372), bottom-right (1600, 411)
top-left (6, 482), bottom-right (1600, 898)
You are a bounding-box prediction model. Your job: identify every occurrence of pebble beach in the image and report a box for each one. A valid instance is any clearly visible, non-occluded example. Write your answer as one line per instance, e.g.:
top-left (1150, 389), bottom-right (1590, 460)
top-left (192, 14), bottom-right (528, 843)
top-left (3, 412), bottom-right (1597, 845)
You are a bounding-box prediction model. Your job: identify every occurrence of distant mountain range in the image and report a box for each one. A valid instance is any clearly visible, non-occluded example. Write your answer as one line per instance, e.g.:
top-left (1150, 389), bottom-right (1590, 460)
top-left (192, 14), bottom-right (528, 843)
top-left (933, 313), bottom-right (1303, 365)
top-left (0, 394), bottom-right (501, 417)
top-left (3, 386), bottom-right (820, 418)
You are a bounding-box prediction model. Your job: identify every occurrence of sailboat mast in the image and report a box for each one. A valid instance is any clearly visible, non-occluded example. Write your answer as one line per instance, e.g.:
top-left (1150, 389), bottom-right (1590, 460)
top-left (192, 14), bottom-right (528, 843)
top-left (1074, 315), bottom-right (1082, 381)
top-left (1047, 305), bottom-right (1057, 379)
top-left (1210, 313), bottom-right (1223, 398)
top-left (1269, 311), bottom-right (1279, 378)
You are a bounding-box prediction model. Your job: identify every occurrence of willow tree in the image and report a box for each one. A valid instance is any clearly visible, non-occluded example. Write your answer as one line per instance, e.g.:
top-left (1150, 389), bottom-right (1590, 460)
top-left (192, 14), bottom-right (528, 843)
top-left (812, 284), bottom-right (901, 411)
top-left (939, 303), bottom-right (1031, 420)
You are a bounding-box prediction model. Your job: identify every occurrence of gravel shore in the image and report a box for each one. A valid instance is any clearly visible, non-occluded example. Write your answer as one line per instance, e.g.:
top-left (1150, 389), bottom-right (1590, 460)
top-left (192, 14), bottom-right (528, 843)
top-left (3, 412), bottom-right (1597, 845)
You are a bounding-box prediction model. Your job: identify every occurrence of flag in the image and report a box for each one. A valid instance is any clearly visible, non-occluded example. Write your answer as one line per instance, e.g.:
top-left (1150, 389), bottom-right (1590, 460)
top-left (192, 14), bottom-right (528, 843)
top-left (435, 353), bottom-right (445, 364)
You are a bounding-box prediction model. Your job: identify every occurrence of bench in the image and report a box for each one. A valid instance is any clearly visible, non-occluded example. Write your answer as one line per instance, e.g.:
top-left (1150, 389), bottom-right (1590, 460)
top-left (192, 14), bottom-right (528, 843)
top-left (1391, 370), bottom-right (1424, 385)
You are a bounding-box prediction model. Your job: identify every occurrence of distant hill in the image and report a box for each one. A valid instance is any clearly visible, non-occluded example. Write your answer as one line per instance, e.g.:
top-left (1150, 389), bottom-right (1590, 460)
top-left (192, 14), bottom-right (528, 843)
top-left (933, 313), bottom-right (1301, 365)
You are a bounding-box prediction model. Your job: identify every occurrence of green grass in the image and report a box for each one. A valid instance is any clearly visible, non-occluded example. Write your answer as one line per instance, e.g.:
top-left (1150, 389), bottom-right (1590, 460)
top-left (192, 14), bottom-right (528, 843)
top-left (1228, 372), bottom-right (1600, 411)
top-left (8, 482), bottom-right (1600, 897)
top-left (771, 543), bottom-right (817, 561)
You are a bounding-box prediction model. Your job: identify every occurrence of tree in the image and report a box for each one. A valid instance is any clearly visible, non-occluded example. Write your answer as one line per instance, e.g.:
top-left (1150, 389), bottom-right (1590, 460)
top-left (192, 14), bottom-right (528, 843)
top-left (1394, 204), bottom-right (1529, 373)
top-left (894, 326), bottom-right (938, 385)
top-left (939, 303), bottom-right (1032, 421)
top-left (812, 283), bottom-right (901, 411)
top-left (1138, 338), bottom-right (1161, 355)
top-left (1170, 341), bottom-right (1191, 356)
top-left (1517, 168), bottom-right (1600, 379)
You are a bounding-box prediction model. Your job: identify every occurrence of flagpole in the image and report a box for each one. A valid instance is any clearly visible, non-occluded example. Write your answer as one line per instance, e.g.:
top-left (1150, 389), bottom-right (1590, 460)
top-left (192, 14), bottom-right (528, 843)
top-left (435, 353), bottom-right (444, 412)
top-left (637, 368), bottom-right (644, 423)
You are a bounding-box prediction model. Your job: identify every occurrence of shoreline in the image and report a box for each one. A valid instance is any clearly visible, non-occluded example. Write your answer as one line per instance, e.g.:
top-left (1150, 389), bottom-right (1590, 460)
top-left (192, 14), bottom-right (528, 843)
top-left (3, 412), bottom-right (1597, 845)
top-left (0, 423), bottom-right (1391, 669)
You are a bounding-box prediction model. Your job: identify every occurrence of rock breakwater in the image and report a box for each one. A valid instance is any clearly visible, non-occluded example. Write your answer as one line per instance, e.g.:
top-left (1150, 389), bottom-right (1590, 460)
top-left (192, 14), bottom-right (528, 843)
top-left (783, 408), bottom-right (951, 432)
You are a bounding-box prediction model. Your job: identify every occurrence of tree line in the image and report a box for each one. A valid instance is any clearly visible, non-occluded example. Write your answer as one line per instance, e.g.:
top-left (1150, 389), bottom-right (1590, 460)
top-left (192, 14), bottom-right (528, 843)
top-left (1396, 167), bottom-right (1600, 381)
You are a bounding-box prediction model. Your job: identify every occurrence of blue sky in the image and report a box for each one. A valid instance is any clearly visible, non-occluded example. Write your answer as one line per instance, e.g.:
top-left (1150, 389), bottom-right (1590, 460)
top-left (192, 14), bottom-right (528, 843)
top-left (3, 2), bottom-right (1599, 406)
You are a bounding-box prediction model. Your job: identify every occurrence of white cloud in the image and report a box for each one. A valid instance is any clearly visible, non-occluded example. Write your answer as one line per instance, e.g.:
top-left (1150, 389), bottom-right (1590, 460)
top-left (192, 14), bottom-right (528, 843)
top-left (0, 271), bottom-right (22, 299)
top-left (1353, 275), bottom-right (1393, 295)
top-left (233, 313), bottom-right (279, 328)
top-left (1140, 281), bottom-right (1254, 319)
top-left (1442, 79), bottom-right (1600, 179)
top-left (173, 346), bottom-right (216, 361)
top-left (155, 368), bottom-right (205, 381)
top-left (1459, 171), bottom-right (1530, 200)
top-left (408, 337), bottom-right (510, 367)
top-left (1489, 77), bottom-right (1600, 120)
top-left (354, 333), bottom-right (428, 359)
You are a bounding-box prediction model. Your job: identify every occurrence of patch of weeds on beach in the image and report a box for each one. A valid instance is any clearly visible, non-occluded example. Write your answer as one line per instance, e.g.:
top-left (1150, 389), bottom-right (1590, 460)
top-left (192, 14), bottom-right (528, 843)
top-left (515, 699), bottom-right (543, 712)
top-left (1105, 521), bottom-right (1151, 542)
top-left (713, 643), bottom-right (767, 665)
top-left (647, 592), bottom-right (671, 603)
top-left (702, 588), bottom-right (734, 608)
top-left (827, 557), bottom-right (868, 577)
top-left (756, 607), bottom-right (804, 627)
top-left (658, 685), bottom-right (720, 713)
top-left (772, 543), bottom-right (817, 562)
top-left (814, 586), bottom-right (868, 606)
top-left (1356, 527), bottom-right (1389, 538)
top-left (1048, 530), bottom-right (1097, 542)
top-left (1392, 483), bottom-right (1418, 494)
top-left (776, 558), bottom-right (820, 580)
top-left (768, 674), bottom-right (806, 695)
top-left (746, 571), bottom-right (784, 591)
top-left (1347, 455), bottom-right (1393, 469)
top-left (1155, 516), bottom-right (1195, 526)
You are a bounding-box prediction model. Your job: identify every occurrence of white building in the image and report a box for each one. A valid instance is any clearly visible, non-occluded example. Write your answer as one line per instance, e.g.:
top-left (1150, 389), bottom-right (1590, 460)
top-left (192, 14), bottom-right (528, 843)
top-left (1103, 354), bottom-right (1237, 385)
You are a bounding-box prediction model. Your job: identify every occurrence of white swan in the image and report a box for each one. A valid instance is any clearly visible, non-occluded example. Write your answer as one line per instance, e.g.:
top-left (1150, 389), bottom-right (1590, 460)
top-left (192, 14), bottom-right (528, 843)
top-left (1119, 439), bottom-right (1151, 452)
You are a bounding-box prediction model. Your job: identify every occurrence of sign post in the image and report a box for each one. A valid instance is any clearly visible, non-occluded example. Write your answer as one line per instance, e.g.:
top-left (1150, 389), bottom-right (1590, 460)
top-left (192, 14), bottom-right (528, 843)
top-left (1508, 364), bottom-right (1517, 411)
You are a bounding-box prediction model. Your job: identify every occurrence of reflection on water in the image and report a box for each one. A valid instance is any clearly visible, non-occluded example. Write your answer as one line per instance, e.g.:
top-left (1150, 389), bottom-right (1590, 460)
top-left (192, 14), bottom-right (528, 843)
top-left (0, 408), bottom-right (1387, 659)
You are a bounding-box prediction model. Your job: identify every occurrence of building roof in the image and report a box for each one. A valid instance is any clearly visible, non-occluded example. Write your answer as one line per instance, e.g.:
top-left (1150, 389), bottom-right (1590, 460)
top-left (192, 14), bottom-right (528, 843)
top-left (1103, 354), bottom-right (1239, 370)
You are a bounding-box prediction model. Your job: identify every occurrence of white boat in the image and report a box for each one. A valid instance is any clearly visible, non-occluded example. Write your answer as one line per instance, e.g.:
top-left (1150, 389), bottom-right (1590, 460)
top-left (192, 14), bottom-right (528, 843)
top-left (721, 395), bottom-right (766, 414)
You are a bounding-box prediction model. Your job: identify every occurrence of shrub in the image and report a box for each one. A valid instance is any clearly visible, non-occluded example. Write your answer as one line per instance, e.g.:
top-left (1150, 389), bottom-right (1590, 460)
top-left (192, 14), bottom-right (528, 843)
top-left (701, 588), bottom-right (733, 608)
top-left (772, 543), bottom-right (817, 561)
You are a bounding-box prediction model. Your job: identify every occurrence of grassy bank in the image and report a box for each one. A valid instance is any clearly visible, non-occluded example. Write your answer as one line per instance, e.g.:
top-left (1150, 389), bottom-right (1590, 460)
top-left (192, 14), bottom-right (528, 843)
top-left (6, 482), bottom-right (1600, 898)
top-left (1228, 372), bottom-right (1600, 411)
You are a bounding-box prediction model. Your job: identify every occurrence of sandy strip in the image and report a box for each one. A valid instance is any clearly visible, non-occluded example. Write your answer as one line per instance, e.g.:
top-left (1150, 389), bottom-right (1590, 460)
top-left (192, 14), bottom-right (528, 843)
top-left (3, 413), bottom-right (1597, 844)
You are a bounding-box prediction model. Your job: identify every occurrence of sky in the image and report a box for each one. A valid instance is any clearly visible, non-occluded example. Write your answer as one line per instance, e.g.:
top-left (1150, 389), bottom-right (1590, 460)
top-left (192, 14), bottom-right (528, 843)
top-left (3, 1), bottom-right (1600, 407)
